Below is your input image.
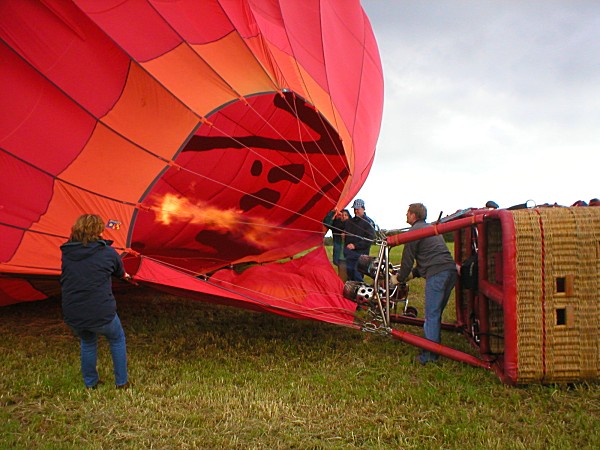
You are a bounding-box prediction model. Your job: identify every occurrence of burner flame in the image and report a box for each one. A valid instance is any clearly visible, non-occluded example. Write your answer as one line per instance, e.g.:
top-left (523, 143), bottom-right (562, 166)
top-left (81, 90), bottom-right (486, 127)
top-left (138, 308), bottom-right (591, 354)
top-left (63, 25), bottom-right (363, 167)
top-left (154, 194), bottom-right (278, 248)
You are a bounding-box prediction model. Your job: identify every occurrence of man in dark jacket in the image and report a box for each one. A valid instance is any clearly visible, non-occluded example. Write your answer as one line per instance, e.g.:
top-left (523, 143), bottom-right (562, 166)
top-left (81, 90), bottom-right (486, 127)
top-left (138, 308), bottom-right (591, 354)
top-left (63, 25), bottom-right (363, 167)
top-left (61, 214), bottom-right (130, 389)
top-left (396, 203), bottom-right (458, 365)
top-left (343, 199), bottom-right (375, 282)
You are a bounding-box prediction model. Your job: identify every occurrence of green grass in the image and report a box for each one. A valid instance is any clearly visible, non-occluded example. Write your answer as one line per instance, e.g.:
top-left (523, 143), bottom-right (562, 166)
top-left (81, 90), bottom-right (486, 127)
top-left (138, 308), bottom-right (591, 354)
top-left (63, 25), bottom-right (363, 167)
top-left (2, 244), bottom-right (600, 448)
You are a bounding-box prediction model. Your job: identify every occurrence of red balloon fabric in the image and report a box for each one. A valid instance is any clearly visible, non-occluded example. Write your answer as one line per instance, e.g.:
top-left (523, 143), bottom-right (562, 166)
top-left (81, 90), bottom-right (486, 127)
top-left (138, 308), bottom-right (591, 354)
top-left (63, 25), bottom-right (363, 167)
top-left (0, 0), bottom-right (383, 325)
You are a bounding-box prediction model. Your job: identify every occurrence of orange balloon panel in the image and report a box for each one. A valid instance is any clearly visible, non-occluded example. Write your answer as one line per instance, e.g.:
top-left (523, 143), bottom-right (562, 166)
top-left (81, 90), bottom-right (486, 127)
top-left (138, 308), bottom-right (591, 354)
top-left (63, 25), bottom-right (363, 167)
top-left (141, 43), bottom-right (240, 117)
top-left (6, 181), bottom-right (134, 273)
top-left (59, 124), bottom-right (168, 201)
top-left (191, 33), bottom-right (277, 98)
top-left (102, 63), bottom-right (200, 158)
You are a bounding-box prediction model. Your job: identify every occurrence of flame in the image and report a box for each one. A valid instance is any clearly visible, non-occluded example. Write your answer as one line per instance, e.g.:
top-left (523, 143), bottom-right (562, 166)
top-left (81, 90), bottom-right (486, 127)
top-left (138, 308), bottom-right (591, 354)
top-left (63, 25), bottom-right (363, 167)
top-left (153, 193), bottom-right (279, 248)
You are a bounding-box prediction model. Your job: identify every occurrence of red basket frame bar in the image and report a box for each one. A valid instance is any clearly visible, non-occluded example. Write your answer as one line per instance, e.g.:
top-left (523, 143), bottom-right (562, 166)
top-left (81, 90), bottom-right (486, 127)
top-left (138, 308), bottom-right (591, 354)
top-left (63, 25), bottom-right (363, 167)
top-left (386, 209), bottom-right (520, 384)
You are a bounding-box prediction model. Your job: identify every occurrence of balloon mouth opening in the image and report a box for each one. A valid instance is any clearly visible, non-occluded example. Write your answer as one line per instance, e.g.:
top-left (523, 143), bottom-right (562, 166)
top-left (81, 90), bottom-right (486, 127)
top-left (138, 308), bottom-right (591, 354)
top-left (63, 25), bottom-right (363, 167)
top-left (128, 91), bottom-right (349, 273)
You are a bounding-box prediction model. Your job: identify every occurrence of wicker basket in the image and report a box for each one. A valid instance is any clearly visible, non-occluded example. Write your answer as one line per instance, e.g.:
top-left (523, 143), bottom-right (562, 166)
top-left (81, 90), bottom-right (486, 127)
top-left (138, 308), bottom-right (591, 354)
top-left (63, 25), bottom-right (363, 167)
top-left (512, 208), bottom-right (600, 383)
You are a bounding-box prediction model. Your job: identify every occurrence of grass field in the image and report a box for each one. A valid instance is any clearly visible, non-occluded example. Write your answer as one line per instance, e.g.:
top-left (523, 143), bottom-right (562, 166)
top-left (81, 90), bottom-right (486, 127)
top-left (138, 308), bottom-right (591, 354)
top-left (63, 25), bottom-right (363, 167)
top-left (2, 244), bottom-right (600, 448)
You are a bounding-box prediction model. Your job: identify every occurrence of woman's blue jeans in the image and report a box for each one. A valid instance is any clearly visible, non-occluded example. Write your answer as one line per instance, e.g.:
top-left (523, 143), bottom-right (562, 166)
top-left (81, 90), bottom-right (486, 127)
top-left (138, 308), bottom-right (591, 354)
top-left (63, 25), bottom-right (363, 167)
top-left (420, 269), bottom-right (458, 363)
top-left (73, 314), bottom-right (128, 387)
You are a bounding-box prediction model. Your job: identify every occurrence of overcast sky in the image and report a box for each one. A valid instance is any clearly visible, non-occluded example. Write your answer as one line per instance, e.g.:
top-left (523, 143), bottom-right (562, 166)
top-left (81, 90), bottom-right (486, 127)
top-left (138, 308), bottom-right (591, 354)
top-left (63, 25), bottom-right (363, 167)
top-left (354, 0), bottom-right (599, 230)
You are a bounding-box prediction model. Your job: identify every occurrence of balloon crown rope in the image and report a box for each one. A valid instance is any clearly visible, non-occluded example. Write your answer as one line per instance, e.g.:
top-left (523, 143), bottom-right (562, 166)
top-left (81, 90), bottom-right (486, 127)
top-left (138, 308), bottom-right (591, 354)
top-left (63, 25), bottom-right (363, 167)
top-left (341, 205), bottom-right (600, 385)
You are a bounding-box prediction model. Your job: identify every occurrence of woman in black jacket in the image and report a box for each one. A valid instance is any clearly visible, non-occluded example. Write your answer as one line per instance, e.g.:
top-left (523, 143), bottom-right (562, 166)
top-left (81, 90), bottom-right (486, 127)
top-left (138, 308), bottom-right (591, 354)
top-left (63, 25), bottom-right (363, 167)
top-left (60, 214), bottom-right (130, 389)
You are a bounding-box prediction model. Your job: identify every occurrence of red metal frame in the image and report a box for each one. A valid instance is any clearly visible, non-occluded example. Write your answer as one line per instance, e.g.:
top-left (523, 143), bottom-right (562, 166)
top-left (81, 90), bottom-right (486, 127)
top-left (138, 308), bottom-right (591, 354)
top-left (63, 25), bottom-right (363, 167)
top-left (385, 209), bottom-right (519, 384)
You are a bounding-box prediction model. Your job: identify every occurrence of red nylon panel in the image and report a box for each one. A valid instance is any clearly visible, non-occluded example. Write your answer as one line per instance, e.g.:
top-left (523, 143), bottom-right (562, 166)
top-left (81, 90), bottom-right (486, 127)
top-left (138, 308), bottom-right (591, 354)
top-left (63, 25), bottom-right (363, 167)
top-left (0, 0), bottom-right (129, 117)
top-left (278, 1), bottom-right (327, 95)
top-left (321, 0), bottom-right (365, 113)
top-left (241, 0), bottom-right (293, 54)
top-left (0, 279), bottom-right (47, 307)
top-left (128, 247), bottom-right (354, 326)
top-left (74, 0), bottom-right (183, 62)
top-left (0, 43), bottom-right (95, 174)
top-left (218, 1), bottom-right (260, 40)
top-left (130, 92), bottom-right (347, 273)
top-left (349, 27), bottom-right (384, 193)
top-left (0, 153), bottom-right (54, 262)
top-left (149, 0), bottom-right (234, 44)
top-left (211, 246), bottom-right (353, 322)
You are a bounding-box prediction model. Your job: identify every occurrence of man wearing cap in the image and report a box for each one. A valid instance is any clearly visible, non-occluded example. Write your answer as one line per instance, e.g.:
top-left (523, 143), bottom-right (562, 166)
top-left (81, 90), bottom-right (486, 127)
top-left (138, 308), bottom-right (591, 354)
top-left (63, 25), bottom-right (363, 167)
top-left (396, 203), bottom-right (458, 365)
top-left (343, 199), bottom-right (375, 282)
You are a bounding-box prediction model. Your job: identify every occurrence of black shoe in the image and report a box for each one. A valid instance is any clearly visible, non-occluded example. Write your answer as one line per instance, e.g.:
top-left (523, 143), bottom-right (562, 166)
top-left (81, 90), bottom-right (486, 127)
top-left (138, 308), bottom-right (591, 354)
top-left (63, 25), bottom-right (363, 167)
top-left (116, 381), bottom-right (130, 389)
top-left (87, 380), bottom-right (104, 389)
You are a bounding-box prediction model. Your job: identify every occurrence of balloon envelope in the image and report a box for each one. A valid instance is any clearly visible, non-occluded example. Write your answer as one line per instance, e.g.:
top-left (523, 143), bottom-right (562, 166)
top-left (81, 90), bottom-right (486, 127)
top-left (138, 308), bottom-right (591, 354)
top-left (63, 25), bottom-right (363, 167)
top-left (0, 0), bottom-right (383, 324)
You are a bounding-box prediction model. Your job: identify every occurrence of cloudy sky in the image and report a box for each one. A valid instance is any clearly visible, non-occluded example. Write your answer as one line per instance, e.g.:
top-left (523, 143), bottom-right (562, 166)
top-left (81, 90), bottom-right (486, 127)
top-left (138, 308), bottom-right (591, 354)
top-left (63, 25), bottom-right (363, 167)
top-left (355, 1), bottom-right (599, 230)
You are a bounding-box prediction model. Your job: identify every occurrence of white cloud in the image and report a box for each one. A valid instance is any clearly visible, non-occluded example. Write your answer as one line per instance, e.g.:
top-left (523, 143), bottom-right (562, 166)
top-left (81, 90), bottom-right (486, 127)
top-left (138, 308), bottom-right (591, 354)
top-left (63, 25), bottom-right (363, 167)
top-left (352, 1), bottom-right (599, 229)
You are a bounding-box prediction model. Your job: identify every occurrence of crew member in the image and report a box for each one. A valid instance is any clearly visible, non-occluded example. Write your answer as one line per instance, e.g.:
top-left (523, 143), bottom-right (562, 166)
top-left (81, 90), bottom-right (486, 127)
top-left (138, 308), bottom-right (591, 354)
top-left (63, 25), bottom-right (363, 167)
top-left (323, 208), bottom-right (351, 280)
top-left (60, 214), bottom-right (131, 389)
top-left (344, 199), bottom-right (375, 282)
top-left (396, 203), bottom-right (458, 365)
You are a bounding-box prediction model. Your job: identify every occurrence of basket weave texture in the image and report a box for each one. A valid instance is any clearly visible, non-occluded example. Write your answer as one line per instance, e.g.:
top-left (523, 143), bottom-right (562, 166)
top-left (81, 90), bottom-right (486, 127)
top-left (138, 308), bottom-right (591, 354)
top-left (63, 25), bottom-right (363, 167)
top-left (513, 207), bottom-right (600, 383)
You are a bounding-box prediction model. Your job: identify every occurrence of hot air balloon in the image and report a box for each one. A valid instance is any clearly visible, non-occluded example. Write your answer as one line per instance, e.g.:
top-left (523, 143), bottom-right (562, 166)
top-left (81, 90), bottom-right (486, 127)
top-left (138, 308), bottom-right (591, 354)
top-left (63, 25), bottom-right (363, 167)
top-left (0, 0), bottom-right (384, 326)
top-left (4, 2), bottom-right (600, 388)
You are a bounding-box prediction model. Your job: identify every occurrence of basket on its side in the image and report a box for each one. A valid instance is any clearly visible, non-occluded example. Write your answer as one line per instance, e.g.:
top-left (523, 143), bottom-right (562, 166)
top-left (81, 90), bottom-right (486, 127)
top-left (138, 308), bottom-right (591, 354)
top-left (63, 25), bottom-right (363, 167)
top-left (456, 207), bottom-right (600, 384)
top-left (511, 208), bottom-right (600, 383)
